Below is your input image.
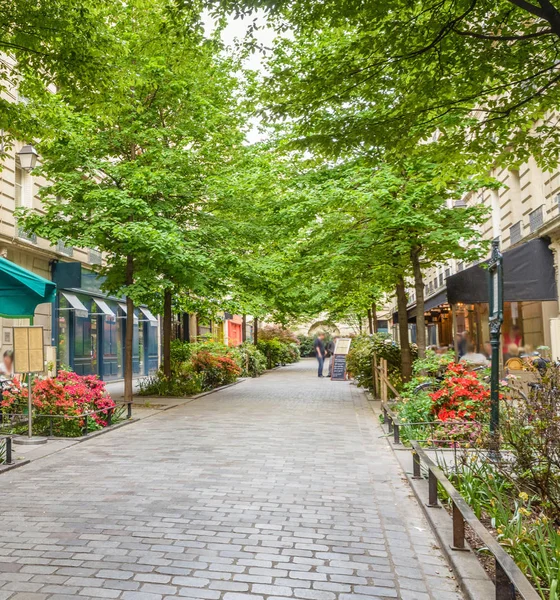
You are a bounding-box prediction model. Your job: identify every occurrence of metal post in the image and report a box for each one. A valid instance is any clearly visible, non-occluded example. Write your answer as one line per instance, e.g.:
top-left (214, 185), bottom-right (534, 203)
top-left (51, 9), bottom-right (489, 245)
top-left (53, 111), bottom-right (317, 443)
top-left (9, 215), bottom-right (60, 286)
top-left (393, 422), bottom-right (400, 444)
top-left (108, 409), bottom-right (112, 427)
top-left (127, 402), bottom-right (132, 419)
top-left (83, 414), bottom-right (88, 436)
top-left (488, 238), bottom-right (503, 459)
top-left (451, 501), bottom-right (467, 550)
top-left (495, 559), bottom-right (516, 600)
top-left (6, 437), bottom-right (12, 465)
top-left (427, 469), bottom-right (439, 507)
top-left (412, 451), bottom-right (421, 479)
top-left (27, 372), bottom-right (32, 438)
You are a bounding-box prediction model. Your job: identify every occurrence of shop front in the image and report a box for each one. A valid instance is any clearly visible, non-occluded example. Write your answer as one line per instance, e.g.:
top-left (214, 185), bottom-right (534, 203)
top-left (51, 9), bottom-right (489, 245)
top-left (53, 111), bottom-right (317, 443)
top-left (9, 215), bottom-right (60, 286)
top-left (447, 237), bottom-right (558, 362)
top-left (53, 263), bottom-right (159, 380)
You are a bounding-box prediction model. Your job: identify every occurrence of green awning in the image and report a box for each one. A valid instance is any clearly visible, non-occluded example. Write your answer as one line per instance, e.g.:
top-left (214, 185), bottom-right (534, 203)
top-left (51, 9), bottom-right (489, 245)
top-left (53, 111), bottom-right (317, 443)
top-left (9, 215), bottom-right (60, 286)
top-left (0, 257), bottom-right (57, 318)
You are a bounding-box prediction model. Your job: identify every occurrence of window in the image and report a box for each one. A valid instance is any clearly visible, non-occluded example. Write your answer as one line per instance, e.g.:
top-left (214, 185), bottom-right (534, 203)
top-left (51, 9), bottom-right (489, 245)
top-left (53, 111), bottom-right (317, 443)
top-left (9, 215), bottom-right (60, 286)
top-left (445, 268), bottom-right (451, 278)
top-left (14, 164), bottom-right (36, 243)
top-left (457, 262), bottom-right (464, 272)
top-left (14, 165), bottom-right (23, 207)
top-left (510, 221), bottom-right (522, 245)
top-left (529, 206), bottom-right (544, 233)
top-left (438, 273), bottom-right (444, 287)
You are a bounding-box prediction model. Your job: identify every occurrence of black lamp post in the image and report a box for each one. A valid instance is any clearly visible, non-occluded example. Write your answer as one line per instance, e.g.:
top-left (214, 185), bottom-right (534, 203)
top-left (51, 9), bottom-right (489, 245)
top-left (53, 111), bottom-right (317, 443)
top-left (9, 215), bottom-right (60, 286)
top-left (488, 238), bottom-right (503, 454)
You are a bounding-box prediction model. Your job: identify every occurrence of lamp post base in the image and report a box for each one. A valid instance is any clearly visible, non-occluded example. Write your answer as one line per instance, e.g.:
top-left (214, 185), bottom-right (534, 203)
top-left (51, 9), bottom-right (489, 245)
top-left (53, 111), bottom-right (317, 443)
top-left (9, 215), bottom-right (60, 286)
top-left (13, 436), bottom-right (48, 445)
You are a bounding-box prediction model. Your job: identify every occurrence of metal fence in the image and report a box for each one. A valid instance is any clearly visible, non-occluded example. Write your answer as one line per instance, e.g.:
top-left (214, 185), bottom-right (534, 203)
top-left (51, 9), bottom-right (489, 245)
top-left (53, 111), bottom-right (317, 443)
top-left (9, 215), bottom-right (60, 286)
top-left (372, 355), bottom-right (541, 599)
top-left (0, 402), bottom-right (133, 438)
top-left (411, 441), bottom-right (540, 600)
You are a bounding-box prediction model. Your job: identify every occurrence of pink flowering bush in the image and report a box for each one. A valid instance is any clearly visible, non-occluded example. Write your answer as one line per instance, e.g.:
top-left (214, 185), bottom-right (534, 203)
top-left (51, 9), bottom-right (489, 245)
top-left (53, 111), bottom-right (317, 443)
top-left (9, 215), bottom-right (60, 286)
top-left (1, 371), bottom-right (116, 436)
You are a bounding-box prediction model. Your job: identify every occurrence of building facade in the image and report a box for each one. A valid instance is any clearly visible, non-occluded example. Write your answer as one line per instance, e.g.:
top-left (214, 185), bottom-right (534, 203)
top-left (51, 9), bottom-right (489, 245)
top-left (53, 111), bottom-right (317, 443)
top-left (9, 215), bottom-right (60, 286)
top-left (393, 158), bottom-right (560, 361)
top-left (0, 139), bottom-right (160, 379)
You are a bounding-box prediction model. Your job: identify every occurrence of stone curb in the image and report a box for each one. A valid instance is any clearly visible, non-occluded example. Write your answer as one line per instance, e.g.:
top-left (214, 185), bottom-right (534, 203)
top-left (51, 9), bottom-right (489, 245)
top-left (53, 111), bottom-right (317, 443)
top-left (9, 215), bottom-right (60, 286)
top-left (367, 396), bottom-right (494, 600)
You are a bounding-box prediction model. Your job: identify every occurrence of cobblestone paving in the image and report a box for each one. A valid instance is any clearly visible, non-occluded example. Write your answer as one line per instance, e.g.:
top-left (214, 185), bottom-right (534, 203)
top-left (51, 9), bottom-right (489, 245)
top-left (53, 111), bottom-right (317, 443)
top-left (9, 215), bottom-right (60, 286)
top-left (0, 360), bottom-right (464, 600)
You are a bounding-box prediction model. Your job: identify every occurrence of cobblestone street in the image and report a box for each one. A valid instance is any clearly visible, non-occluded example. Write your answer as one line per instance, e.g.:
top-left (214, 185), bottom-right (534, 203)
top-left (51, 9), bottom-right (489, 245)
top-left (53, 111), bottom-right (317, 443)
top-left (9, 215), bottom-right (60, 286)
top-left (0, 360), bottom-right (463, 600)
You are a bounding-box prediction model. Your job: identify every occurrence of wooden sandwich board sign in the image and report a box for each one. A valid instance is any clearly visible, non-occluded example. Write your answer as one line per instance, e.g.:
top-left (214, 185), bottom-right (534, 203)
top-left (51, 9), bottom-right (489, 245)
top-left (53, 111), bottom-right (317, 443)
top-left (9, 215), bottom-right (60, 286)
top-left (331, 338), bottom-right (351, 381)
top-left (13, 327), bottom-right (47, 445)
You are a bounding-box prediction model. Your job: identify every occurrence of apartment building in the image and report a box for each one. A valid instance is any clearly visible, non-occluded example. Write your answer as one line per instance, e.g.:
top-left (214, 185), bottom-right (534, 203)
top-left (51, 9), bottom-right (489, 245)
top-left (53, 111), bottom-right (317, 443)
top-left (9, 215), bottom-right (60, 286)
top-left (0, 137), bottom-right (160, 379)
top-left (393, 158), bottom-right (560, 360)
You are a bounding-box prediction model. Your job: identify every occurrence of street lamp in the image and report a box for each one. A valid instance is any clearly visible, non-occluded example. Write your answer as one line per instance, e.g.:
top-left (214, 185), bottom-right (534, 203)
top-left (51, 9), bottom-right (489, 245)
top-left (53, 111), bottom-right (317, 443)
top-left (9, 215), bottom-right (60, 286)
top-left (488, 238), bottom-right (503, 456)
top-left (16, 145), bottom-right (39, 171)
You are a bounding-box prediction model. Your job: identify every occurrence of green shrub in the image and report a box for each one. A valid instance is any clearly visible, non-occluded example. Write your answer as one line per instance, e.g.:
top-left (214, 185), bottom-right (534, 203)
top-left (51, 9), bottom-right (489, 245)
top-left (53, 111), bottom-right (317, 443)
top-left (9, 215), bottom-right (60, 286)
top-left (139, 339), bottom-right (241, 396)
top-left (346, 334), bottom-right (414, 392)
top-left (297, 335), bottom-right (315, 357)
top-left (257, 339), bottom-right (300, 369)
top-left (232, 342), bottom-right (267, 378)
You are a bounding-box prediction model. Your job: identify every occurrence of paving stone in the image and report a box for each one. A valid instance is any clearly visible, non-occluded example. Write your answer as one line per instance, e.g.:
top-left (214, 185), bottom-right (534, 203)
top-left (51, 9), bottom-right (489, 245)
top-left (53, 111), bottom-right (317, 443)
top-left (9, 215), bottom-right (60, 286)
top-left (0, 360), bottom-right (463, 600)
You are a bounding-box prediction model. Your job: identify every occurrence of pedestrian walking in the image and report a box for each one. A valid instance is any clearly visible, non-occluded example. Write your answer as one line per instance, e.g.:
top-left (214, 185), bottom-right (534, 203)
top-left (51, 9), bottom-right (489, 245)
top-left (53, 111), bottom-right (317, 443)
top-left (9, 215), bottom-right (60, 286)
top-left (313, 333), bottom-right (326, 377)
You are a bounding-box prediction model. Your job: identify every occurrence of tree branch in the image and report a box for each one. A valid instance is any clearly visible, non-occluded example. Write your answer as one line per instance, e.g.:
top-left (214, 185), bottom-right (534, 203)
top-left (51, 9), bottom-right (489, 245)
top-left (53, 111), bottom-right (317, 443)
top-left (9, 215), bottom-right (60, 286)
top-left (452, 27), bottom-right (554, 40)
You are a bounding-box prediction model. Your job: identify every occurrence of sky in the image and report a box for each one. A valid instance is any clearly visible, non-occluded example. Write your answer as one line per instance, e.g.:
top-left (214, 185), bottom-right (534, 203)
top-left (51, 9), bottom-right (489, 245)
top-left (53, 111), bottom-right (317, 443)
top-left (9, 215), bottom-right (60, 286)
top-left (204, 11), bottom-right (277, 143)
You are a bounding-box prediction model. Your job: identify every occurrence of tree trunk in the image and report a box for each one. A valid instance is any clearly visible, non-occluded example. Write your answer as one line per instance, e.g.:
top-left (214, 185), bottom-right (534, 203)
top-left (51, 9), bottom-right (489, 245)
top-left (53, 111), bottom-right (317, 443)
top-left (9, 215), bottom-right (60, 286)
top-left (367, 309), bottom-right (373, 334)
top-left (372, 302), bottom-right (378, 333)
top-left (182, 313), bottom-right (190, 342)
top-left (253, 317), bottom-right (258, 345)
top-left (124, 255), bottom-right (134, 404)
top-left (242, 314), bottom-right (247, 342)
top-left (163, 289), bottom-right (172, 378)
top-left (396, 276), bottom-right (413, 382)
top-left (411, 247), bottom-right (426, 359)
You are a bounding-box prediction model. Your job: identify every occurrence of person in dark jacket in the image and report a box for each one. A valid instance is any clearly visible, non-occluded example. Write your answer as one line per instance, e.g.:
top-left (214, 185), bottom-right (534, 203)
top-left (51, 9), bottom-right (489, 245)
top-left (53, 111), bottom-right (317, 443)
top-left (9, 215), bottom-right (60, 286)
top-left (313, 334), bottom-right (326, 377)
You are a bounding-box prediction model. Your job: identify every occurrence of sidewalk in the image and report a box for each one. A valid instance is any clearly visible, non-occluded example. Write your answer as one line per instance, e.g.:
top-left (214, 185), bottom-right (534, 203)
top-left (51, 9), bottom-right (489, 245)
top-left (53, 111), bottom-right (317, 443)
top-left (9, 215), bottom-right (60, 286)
top-left (0, 359), bottom-right (464, 599)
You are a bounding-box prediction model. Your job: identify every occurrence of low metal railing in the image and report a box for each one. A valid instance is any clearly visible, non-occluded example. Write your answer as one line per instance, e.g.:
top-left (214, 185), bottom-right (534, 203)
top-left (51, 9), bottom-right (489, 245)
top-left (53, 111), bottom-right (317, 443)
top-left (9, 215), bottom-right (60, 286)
top-left (381, 401), bottom-right (480, 447)
top-left (411, 441), bottom-right (540, 600)
top-left (0, 402), bottom-right (133, 438)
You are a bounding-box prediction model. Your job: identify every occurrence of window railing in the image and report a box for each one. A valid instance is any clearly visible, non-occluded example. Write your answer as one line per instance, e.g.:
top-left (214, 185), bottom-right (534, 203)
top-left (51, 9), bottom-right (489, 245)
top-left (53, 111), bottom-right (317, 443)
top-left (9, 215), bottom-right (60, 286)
top-left (56, 240), bottom-right (74, 257)
top-left (529, 206), bottom-right (543, 233)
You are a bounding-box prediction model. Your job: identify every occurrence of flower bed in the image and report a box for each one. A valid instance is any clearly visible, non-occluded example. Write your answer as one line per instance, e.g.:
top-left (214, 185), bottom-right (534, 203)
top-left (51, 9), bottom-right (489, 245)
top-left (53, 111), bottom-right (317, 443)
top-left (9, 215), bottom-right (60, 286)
top-left (1, 372), bottom-right (118, 437)
top-left (391, 359), bottom-right (490, 446)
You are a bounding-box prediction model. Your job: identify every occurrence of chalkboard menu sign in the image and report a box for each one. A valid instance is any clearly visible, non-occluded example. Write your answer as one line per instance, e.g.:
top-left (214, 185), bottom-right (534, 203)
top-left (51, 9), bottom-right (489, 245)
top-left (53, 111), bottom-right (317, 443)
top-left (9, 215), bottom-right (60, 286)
top-left (331, 354), bottom-right (348, 381)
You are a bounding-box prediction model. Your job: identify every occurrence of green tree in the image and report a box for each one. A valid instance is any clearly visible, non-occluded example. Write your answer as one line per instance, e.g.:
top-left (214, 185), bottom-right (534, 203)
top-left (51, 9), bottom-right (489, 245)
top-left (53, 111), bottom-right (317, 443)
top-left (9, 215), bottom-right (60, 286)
top-left (219, 0), bottom-right (560, 167)
top-left (19, 0), bottom-right (244, 400)
top-left (0, 0), bottom-right (122, 143)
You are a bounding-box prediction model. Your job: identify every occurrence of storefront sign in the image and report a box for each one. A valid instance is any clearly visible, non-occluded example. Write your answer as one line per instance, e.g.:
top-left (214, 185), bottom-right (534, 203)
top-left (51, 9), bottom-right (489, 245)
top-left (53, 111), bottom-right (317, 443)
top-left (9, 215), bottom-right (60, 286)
top-left (331, 338), bottom-right (352, 381)
top-left (13, 326), bottom-right (44, 373)
top-left (331, 355), bottom-right (348, 381)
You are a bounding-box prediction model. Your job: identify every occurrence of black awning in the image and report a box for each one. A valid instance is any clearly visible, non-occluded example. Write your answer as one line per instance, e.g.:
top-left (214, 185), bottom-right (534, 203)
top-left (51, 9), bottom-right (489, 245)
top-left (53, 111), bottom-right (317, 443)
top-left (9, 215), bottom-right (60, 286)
top-left (425, 289), bottom-right (448, 311)
top-left (393, 289), bottom-right (449, 324)
top-left (446, 237), bottom-right (557, 305)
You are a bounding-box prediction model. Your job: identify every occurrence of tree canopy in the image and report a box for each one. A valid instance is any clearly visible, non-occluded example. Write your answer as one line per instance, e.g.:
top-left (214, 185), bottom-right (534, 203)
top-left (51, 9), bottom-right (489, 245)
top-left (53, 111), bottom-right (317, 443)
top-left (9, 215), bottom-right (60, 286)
top-left (217, 0), bottom-right (560, 168)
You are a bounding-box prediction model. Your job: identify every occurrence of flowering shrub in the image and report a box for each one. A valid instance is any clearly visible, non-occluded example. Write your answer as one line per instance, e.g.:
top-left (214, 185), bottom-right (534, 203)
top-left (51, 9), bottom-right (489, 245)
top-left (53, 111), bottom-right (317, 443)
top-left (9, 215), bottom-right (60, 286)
top-left (430, 362), bottom-right (491, 422)
top-left (1, 372), bottom-right (115, 436)
top-left (191, 350), bottom-right (241, 390)
top-left (0, 378), bottom-right (27, 413)
top-left (34, 371), bottom-right (115, 427)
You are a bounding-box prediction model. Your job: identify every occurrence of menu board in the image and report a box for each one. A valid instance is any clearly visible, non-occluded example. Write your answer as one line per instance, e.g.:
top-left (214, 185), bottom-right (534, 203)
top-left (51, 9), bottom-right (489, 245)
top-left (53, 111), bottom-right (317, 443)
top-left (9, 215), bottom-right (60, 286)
top-left (13, 327), bottom-right (44, 373)
top-left (334, 338), bottom-right (351, 355)
top-left (331, 354), bottom-right (348, 381)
